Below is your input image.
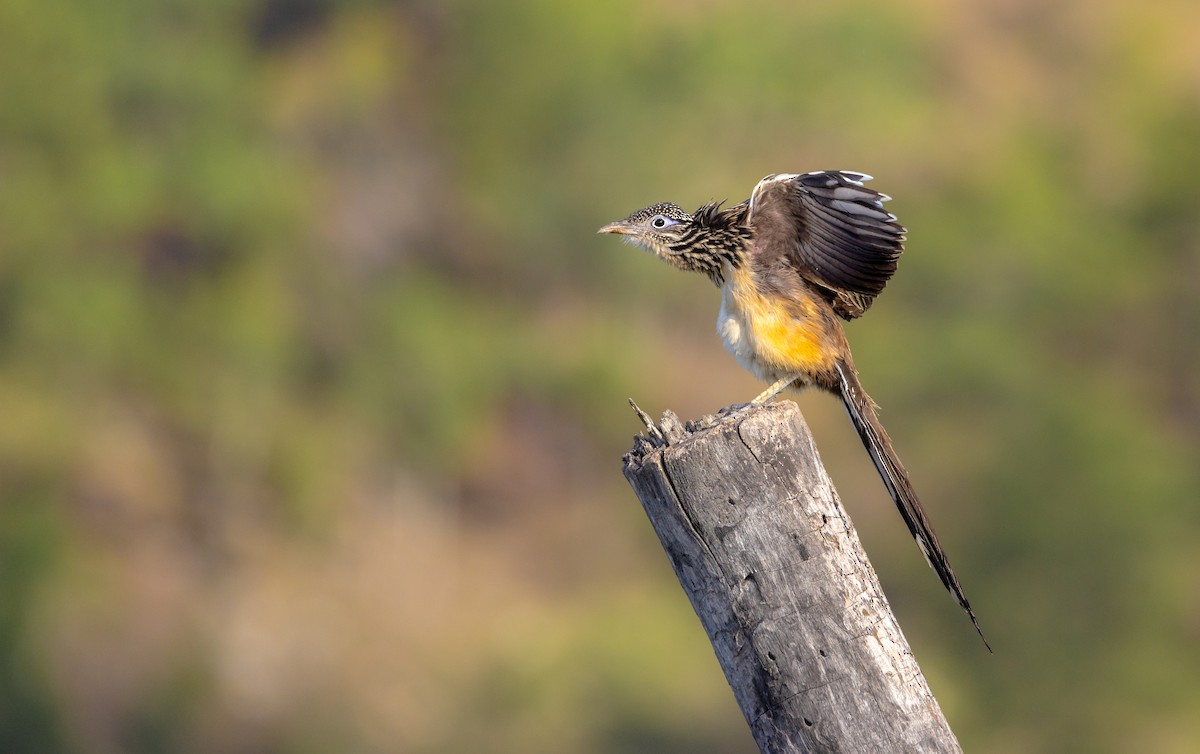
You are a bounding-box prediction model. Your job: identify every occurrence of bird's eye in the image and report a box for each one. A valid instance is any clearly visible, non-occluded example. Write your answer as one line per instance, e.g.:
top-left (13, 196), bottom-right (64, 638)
top-left (650, 215), bottom-right (676, 229)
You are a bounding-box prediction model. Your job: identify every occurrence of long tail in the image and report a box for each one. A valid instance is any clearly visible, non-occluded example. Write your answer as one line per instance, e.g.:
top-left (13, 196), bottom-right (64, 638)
top-left (834, 360), bottom-right (991, 652)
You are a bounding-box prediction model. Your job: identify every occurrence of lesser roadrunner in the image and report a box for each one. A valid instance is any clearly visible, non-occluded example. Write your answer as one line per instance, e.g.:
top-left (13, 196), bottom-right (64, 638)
top-left (599, 171), bottom-right (989, 650)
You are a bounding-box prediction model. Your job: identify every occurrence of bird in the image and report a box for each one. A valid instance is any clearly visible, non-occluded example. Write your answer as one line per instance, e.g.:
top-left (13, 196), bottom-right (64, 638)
top-left (599, 170), bottom-right (990, 651)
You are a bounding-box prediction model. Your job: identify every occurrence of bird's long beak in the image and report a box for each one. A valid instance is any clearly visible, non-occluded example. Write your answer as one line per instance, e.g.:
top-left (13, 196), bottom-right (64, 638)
top-left (597, 221), bottom-right (635, 235)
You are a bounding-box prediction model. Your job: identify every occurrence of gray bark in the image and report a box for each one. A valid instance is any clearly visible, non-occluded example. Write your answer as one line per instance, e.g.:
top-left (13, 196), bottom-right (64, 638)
top-left (622, 400), bottom-right (961, 754)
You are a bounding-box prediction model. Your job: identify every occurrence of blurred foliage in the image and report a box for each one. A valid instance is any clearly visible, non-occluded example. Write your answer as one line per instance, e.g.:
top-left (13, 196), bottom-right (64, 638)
top-left (1, 0), bottom-right (1199, 752)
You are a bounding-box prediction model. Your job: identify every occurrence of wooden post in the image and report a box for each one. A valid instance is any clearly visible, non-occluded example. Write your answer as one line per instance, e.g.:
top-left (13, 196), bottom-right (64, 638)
top-left (622, 400), bottom-right (962, 754)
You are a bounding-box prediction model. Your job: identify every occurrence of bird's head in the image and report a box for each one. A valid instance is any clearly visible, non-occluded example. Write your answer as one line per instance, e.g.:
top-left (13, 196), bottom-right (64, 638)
top-left (598, 201), bottom-right (747, 282)
top-left (597, 202), bottom-right (694, 258)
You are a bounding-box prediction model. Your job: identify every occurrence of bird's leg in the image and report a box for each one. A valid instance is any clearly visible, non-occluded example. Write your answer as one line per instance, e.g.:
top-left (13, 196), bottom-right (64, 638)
top-left (720, 375), bottom-right (799, 420)
top-left (750, 375), bottom-right (800, 405)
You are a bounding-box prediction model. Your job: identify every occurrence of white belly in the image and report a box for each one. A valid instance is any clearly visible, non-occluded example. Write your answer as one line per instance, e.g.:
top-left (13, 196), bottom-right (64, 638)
top-left (717, 283), bottom-right (775, 382)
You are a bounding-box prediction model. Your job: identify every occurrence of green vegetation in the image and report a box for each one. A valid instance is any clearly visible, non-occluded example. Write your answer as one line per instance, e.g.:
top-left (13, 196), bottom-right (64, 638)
top-left (2, 1), bottom-right (1198, 751)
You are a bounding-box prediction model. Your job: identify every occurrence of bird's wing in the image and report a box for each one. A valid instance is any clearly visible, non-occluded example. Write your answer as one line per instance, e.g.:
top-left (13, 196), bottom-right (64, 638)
top-left (748, 171), bottom-right (906, 320)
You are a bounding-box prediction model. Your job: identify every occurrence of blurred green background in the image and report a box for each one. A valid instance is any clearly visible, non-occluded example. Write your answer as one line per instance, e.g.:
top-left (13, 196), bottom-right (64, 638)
top-left (2, 0), bottom-right (1199, 752)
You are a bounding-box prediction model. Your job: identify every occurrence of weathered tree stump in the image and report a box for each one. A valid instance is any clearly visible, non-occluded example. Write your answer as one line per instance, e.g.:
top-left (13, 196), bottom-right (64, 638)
top-left (622, 400), bottom-right (961, 754)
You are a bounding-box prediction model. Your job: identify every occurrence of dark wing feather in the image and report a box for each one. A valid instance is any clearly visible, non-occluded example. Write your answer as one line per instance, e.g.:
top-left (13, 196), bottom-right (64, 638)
top-left (749, 171), bottom-right (906, 320)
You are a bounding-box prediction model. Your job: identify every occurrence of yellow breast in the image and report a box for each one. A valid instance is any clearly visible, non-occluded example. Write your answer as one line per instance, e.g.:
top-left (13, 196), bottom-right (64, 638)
top-left (717, 265), bottom-right (835, 381)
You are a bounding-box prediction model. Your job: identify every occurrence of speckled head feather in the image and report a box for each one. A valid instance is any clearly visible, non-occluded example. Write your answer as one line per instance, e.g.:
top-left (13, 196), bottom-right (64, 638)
top-left (598, 201), bottom-right (750, 284)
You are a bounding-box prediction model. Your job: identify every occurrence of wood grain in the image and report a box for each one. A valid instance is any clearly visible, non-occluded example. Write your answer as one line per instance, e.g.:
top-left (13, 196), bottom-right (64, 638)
top-left (622, 400), bottom-right (961, 754)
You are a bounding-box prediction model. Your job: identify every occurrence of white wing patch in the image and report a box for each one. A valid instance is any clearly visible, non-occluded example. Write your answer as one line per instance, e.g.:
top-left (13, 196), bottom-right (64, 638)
top-left (835, 171), bottom-right (873, 185)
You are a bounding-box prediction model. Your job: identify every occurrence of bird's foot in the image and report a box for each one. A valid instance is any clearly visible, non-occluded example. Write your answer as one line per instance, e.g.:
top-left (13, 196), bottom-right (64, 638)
top-left (717, 402), bottom-right (752, 418)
